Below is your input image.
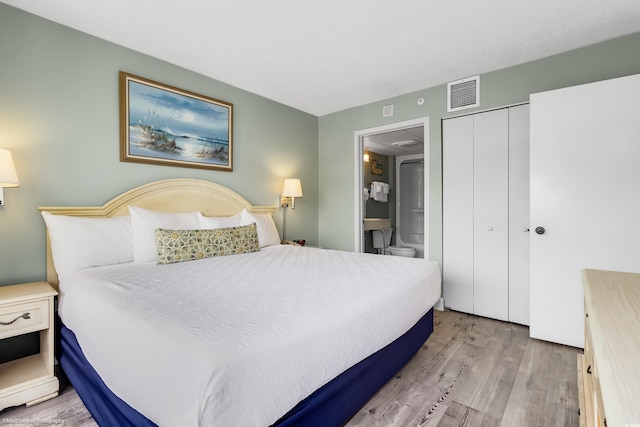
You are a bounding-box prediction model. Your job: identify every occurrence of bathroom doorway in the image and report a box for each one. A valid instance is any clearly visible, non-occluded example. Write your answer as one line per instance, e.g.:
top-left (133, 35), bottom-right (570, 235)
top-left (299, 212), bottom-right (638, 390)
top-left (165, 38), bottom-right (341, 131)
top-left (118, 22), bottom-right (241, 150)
top-left (353, 117), bottom-right (429, 258)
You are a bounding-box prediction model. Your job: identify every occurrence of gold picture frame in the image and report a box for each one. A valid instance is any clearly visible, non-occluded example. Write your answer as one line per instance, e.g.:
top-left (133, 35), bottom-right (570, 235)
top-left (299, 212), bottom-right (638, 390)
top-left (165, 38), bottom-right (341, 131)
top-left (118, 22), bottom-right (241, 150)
top-left (371, 159), bottom-right (383, 175)
top-left (120, 72), bottom-right (233, 172)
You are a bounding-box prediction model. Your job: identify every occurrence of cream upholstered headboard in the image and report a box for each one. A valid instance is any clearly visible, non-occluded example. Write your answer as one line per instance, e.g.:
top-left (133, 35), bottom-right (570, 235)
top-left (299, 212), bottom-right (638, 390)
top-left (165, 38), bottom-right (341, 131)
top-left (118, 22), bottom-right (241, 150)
top-left (39, 179), bottom-right (278, 289)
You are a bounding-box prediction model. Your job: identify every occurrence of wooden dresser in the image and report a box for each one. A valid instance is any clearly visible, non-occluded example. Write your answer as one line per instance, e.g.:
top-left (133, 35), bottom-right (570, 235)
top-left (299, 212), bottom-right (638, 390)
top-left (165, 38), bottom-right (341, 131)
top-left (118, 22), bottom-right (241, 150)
top-left (579, 269), bottom-right (640, 427)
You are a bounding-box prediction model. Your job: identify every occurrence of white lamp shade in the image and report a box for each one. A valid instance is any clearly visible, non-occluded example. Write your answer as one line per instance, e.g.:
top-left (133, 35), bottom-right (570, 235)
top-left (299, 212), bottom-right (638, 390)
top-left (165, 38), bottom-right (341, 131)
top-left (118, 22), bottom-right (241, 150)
top-left (0, 149), bottom-right (19, 187)
top-left (282, 178), bottom-right (303, 197)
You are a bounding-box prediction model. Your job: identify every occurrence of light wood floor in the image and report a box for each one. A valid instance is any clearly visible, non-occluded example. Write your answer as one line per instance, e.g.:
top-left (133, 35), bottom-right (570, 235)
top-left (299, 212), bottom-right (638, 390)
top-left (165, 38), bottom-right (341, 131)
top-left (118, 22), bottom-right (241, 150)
top-left (347, 310), bottom-right (580, 427)
top-left (1, 310), bottom-right (580, 427)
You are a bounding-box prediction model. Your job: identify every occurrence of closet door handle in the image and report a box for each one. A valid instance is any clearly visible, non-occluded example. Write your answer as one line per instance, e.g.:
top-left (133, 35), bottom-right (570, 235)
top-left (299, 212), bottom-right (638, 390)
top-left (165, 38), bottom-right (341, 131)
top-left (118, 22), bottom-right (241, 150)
top-left (535, 226), bottom-right (546, 235)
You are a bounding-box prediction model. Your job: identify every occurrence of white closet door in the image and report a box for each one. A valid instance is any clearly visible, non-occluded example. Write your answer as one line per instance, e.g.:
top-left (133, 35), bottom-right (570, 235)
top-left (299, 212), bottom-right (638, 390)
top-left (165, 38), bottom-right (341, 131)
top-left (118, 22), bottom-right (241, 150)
top-left (473, 109), bottom-right (509, 321)
top-left (508, 104), bottom-right (530, 325)
top-left (530, 73), bottom-right (640, 348)
top-left (442, 115), bottom-right (474, 314)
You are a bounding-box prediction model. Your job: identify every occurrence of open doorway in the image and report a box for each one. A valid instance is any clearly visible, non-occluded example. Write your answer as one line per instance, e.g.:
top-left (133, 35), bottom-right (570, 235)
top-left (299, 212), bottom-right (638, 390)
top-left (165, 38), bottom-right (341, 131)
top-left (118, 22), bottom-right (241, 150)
top-left (353, 117), bottom-right (429, 258)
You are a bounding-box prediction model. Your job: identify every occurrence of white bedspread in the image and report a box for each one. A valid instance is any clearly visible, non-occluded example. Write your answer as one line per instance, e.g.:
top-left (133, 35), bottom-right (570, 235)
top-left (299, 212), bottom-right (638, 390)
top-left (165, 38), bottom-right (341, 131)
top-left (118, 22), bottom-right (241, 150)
top-left (58, 245), bottom-right (441, 426)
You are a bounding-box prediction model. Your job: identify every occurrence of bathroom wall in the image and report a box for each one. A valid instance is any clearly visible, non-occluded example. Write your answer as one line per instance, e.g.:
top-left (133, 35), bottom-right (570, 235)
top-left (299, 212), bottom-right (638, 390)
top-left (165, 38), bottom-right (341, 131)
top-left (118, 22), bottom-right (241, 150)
top-left (363, 150), bottom-right (394, 252)
top-left (363, 151), bottom-right (393, 219)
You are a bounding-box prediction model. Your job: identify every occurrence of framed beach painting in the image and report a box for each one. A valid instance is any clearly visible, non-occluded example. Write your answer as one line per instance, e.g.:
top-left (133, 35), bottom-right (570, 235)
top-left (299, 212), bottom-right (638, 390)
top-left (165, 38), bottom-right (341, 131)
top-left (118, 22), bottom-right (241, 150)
top-left (120, 72), bottom-right (233, 171)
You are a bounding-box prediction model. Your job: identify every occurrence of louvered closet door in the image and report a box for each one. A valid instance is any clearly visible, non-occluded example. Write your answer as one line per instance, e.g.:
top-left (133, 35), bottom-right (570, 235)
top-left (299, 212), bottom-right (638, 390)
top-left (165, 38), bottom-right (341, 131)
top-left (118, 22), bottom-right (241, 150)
top-left (473, 109), bottom-right (509, 321)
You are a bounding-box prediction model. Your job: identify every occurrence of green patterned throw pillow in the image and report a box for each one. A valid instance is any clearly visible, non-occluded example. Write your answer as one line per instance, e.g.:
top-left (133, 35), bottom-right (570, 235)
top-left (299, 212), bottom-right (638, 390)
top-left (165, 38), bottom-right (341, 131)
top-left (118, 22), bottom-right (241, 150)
top-left (155, 223), bottom-right (259, 265)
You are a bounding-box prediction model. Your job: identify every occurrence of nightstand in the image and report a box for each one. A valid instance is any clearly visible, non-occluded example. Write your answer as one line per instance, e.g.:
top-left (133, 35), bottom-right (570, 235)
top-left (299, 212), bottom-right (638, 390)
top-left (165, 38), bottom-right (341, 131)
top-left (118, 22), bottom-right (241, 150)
top-left (0, 281), bottom-right (59, 410)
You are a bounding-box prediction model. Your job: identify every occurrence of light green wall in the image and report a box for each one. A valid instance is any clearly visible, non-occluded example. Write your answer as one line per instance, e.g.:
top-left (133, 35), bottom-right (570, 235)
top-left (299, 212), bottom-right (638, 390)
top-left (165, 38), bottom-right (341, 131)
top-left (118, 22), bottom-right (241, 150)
top-left (3, 2), bottom-right (640, 287)
top-left (0, 4), bottom-right (318, 286)
top-left (318, 31), bottom-right (640, 265)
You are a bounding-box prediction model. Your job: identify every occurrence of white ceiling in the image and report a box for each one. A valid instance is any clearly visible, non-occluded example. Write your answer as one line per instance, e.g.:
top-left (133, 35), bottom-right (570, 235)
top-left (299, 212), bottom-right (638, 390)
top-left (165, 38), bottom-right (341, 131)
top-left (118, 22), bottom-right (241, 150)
top-left (4, 0), bottom-right (640, 116)
top-left (365, 126), bottom-right (424, 157)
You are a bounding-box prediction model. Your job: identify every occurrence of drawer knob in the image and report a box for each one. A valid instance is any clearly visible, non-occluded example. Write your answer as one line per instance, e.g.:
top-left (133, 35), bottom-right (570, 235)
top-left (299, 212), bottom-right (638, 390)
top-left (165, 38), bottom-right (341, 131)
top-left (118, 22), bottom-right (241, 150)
top-left (0, 312), bottom-right (31, 326)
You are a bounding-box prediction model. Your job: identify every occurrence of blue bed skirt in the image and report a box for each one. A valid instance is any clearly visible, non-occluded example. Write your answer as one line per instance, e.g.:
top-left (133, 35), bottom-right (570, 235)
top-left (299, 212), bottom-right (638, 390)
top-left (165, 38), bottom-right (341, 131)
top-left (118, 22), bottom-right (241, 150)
top-left (59, 308), bottom-right (434, 427)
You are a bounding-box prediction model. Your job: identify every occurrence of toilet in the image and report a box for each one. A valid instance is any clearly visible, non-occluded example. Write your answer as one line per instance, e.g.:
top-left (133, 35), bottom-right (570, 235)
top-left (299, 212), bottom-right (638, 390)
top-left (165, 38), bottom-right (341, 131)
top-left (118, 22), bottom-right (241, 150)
top-left (388, 246), bottom-right (416, 257)
top-left (371, 229), bottom-right (416, 257)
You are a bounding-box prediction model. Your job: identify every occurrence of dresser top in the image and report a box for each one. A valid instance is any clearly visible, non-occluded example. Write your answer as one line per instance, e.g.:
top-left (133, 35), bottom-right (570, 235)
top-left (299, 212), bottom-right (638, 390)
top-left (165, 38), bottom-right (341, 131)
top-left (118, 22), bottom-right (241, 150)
top-left (583, 268), bottom-right (640, 427)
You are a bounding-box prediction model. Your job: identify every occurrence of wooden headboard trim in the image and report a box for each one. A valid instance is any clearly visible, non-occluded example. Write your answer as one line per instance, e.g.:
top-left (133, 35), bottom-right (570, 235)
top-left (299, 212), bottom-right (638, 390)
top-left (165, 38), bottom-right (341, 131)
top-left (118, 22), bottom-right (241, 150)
top-left (39, 179), bottom-right (278, 289)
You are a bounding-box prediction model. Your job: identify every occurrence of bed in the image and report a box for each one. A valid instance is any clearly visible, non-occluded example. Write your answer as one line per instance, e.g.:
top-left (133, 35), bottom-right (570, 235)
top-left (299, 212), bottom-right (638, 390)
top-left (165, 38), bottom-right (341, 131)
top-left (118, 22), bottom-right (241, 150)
top-left (39, 179), bottom-right (441, 426)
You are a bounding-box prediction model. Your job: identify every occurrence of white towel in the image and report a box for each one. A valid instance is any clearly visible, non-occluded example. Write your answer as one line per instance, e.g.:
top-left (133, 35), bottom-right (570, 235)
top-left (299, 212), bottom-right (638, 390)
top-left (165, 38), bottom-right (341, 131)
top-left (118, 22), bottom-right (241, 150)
top-left (371, 181), bottom-right (389, 202)
top-left (370, 182), bottom-right (379, 201)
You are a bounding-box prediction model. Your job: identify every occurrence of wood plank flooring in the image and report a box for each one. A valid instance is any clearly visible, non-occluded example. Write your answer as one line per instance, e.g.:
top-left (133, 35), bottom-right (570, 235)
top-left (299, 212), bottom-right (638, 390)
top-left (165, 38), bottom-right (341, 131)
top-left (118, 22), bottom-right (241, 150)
top-left (0, 310), bottom-right (580, 427)
top-left (346, 310), bottom-right (580, 427)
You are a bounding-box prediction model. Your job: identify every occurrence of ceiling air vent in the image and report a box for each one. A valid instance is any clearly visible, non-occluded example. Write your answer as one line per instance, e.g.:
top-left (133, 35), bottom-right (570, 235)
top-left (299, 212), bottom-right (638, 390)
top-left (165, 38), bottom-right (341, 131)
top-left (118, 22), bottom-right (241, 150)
top-left (447, 76), bottom-right (480, 112)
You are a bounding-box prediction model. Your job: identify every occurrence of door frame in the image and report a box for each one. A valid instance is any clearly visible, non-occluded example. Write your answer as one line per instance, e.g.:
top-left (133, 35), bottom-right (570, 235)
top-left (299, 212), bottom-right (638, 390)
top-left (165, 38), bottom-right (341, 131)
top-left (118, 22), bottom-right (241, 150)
top-left (353, 116), bottom-right (430, 255)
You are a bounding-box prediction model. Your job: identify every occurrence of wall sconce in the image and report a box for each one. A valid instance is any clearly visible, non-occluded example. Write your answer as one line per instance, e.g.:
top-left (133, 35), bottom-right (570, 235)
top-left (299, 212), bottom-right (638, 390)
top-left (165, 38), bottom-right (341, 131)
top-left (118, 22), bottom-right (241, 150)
top-left (280, 178), bottom-right (303, 241)
top-left (0, 149), bottom-right (20, 206)
top-left (281, 178), bottom-right (303, 209)
top-left (363, 150), bottom-right (370, 163)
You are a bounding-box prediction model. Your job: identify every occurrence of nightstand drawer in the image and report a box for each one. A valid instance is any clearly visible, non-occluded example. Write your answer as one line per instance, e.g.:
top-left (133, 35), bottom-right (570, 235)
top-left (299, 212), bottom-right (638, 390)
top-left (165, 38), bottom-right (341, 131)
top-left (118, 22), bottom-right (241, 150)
top-left (0, 299), bottom-right (49, 339)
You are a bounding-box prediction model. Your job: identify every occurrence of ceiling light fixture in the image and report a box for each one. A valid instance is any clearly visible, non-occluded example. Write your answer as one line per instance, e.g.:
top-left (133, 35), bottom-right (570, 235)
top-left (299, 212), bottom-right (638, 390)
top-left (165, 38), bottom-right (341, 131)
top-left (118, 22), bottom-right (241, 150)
top-left (391, 140), bottom-right (421, 147)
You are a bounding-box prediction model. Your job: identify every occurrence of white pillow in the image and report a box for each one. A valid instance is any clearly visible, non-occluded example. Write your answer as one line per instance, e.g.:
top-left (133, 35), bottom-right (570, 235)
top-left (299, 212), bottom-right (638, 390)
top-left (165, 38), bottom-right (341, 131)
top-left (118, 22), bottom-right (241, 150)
top-left (41, 212), bottom-right (133, 279)
top-left (239, 208), bottom-right (281, 247)
top-left (196, 212), bottom-right (241, 229)
top-left (129, 206), bottom-right (200, 263)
